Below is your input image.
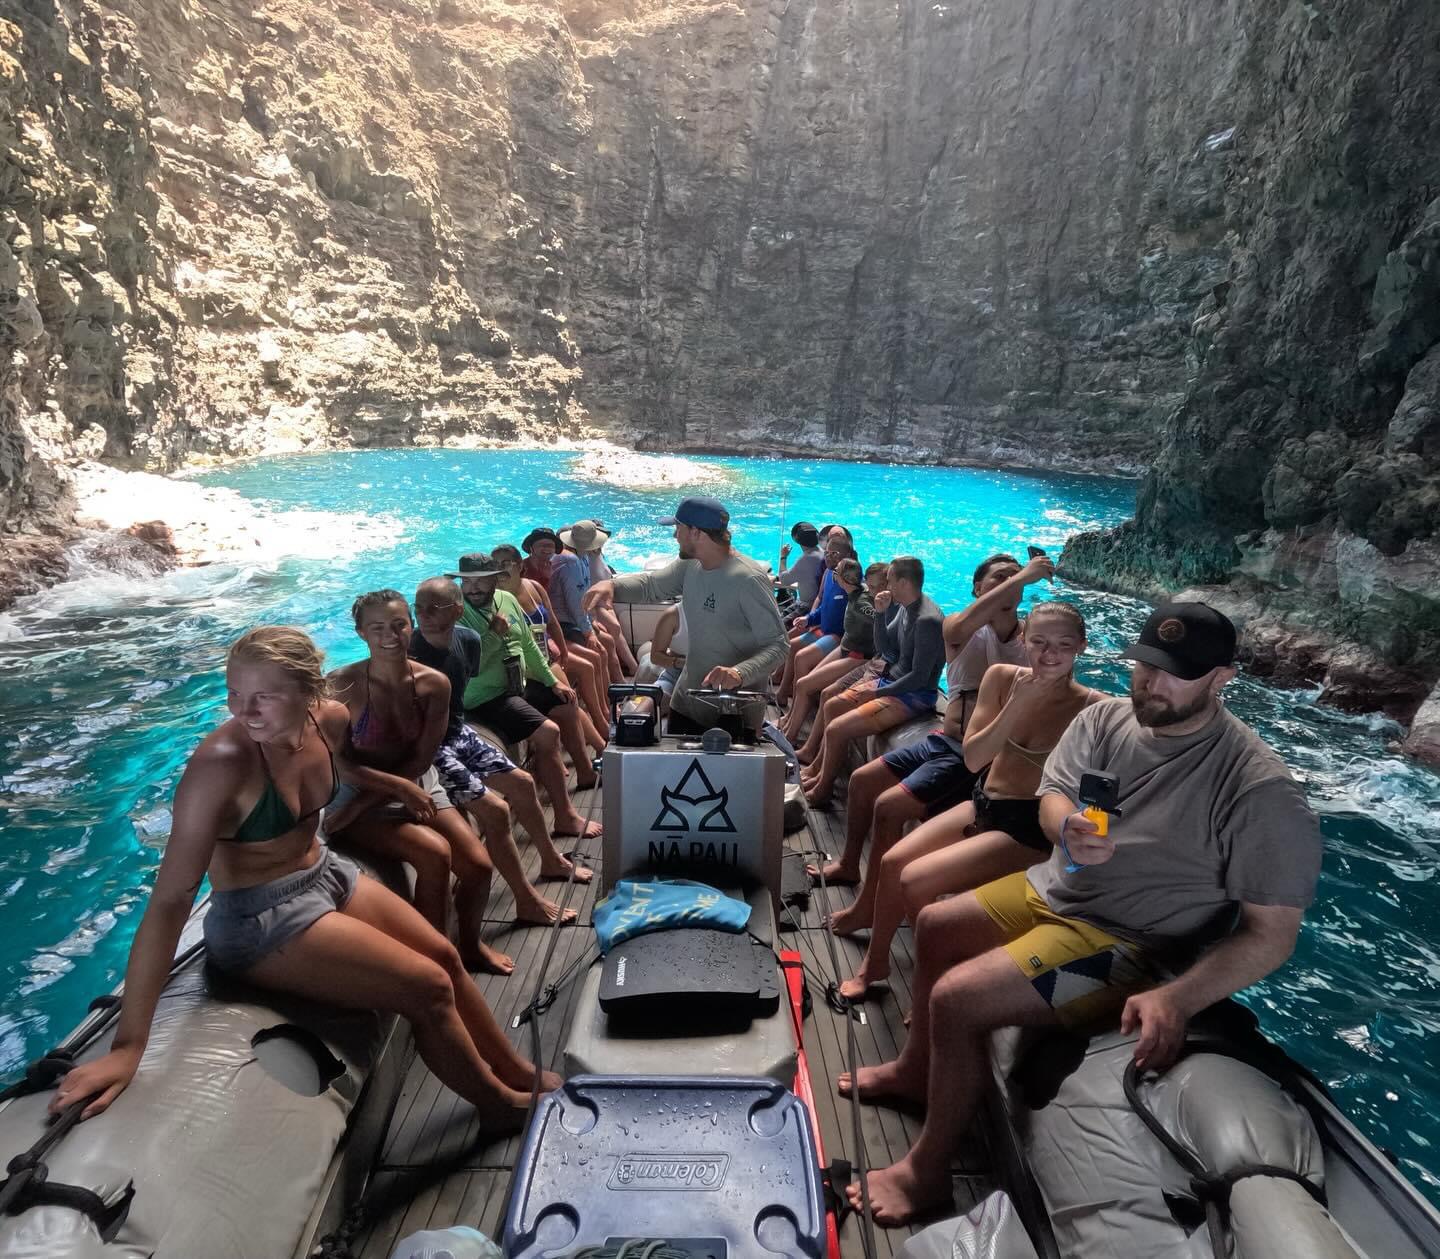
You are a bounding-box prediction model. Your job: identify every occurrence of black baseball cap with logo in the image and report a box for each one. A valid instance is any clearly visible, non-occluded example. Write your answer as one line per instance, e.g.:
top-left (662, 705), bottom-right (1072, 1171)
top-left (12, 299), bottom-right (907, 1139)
top-left (1120, 601), bottom-right (1237, 681)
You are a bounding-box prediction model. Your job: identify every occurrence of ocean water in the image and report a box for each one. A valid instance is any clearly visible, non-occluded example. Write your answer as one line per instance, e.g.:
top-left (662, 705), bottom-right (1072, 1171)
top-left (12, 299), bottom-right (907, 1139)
top-left (1, 448), bottom-right (1438, 1205)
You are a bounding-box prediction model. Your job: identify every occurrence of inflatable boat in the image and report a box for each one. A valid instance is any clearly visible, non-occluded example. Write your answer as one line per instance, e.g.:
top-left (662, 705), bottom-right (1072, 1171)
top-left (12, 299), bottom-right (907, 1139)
top-left (2, 601), bottom-right (1438, 1259)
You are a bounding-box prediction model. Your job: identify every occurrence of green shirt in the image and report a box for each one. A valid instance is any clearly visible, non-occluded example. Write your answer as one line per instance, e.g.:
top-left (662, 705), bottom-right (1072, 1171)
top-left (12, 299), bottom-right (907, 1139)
top-left (458, 587), bottom-right (557, 709)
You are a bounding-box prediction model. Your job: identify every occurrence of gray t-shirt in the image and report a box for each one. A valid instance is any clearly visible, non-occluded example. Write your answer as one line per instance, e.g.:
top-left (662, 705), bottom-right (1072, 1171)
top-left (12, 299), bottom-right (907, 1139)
top-left (1033, 698), bottom-right (1321, 955)
top-left (612, 553), bottom-right (789, 722)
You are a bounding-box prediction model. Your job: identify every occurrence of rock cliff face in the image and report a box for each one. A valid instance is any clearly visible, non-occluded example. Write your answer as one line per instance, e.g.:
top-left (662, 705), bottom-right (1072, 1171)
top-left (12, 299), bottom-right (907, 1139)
top-left (1057, 0), bottom-right (1440, 740)
top-left (2, 0), bottom-right (1438, 744)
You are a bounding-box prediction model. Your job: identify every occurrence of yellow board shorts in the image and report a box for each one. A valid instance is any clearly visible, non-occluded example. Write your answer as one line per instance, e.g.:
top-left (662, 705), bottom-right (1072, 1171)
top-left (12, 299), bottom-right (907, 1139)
top-left (974, 871), bottom-right (1158, 1028)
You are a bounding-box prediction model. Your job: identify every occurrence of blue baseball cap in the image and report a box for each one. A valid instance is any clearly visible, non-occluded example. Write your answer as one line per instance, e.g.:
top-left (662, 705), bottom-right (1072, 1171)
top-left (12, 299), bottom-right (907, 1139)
top-left (658, 496), bottom-right (730, 530)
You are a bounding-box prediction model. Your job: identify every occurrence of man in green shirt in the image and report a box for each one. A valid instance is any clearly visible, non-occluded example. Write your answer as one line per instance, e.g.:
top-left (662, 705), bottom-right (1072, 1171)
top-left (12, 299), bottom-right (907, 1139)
top-left (447, 554), bottom-right (601, 840)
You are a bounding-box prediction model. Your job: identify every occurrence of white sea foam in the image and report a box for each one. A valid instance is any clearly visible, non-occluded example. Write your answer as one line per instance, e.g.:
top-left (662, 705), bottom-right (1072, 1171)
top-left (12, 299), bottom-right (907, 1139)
top-left (5, 462), bottom-right (403, 626)
top-left (1313, 755), bottom-right (1440, 845)
top-left (69, 459), bottom-right (401, 569)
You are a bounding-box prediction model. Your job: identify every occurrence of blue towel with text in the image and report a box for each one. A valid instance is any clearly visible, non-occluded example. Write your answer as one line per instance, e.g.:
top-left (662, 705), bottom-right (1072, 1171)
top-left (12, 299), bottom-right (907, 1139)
top-left (593, 878), bottom-right (752, 953)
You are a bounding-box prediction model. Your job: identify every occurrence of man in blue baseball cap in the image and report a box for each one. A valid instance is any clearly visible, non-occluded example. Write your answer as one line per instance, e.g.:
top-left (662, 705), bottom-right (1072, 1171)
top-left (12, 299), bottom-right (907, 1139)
top-left (584, 496), bottom-right (788, 735)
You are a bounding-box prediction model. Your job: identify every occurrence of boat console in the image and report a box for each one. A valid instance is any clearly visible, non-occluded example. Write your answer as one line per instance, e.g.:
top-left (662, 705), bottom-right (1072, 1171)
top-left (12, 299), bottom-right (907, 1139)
top-left (564, 685), bottom-right (797, 1083)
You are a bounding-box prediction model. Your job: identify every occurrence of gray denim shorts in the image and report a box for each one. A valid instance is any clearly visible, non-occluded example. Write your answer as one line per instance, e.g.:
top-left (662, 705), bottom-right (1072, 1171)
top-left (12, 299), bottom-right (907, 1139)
top-left (323, 766), bottom-right (455, 833)
top-left (203, 846), bottom-right (360, 974)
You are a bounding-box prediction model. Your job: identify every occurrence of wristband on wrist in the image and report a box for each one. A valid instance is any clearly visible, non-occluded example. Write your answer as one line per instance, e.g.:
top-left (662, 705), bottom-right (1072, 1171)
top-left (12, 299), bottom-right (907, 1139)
top-left (1059, 813), bottom-right (1083, 874)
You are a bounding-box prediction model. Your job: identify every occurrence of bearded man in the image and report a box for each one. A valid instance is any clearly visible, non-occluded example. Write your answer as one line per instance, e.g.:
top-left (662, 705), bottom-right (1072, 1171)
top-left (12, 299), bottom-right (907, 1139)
top-left (838, 602), bottom-right (1323, 1226)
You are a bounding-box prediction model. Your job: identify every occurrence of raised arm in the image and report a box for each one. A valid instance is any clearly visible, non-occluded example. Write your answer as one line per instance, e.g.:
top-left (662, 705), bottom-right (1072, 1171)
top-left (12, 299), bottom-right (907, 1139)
top-left (960, 663), bottom-right (1028, 772)
top-left (52, 738), bottom-right (231, 1117)
top-left (943, 556), bottom-right (1054, 651)
top-left (870, 594), bottom-right (900, 660)
top-left (595, 559), bottom-right (689, 609)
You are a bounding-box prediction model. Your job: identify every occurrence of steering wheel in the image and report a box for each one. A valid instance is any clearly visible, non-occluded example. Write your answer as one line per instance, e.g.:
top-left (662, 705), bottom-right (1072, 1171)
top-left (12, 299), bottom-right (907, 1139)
top-left (686, 687), bottom-right (768, 702)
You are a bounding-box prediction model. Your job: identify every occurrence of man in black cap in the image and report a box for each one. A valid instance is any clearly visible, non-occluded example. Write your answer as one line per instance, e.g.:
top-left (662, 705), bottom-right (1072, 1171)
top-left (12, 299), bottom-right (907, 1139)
top-left (841, 601), bottom-right (1324, 1226)
top-left (583, 495), bottom-right (788, 735)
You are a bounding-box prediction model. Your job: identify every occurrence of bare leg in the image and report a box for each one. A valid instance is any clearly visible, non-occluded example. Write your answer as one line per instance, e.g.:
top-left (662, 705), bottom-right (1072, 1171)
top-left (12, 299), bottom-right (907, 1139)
top-left (463, 791), bottom-right (576, 927)
top-left (850, 803), bottom-right (978, 991)
top-left (792, 641), bottom-right (828, 691)
top-left (851, 812), bottom-right (1037, 1000)
top-left (804, 702), bottom-right (905, 805)
top-left (335, 814), bottom-right (452, 932)
top-left (486, 767), bottom-right (594, 882)
top-left (830, 781), bottom-right (926, 948)
top-left (594, 623), bottom-right (625, 681)
top-left (777, 639), bottom-right (803, 703)
top-left (525, 720), bottom-right (602, 840)
top-left (594, 609), bottom-right (637, 675)
top-left (562, 646), bottom-right (608, 732)
top-left (799, 689), bottom-right (856, 765)
top-left (845, 944), bottom-right (1056, 1226)
top-left (783, 655), bottom-right (855, 740)
top-left (427, 805), bottom-right (514, 973)
top-left (549, 699), bottom-right (597, 789)
top-left (244, 877), bottom-right (558, 1127)
top-left (808, 757), bottom-right (897, 883)
top-left (899, 827), bottom-right (1038, 919)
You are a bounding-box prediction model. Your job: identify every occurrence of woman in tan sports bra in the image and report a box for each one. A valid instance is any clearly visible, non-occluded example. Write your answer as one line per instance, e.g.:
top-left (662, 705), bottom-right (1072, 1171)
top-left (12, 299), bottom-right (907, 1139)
top-left (50, 625), bottom-right (556, 1127)
top-left (840, 602), bottom-right (1102, 998)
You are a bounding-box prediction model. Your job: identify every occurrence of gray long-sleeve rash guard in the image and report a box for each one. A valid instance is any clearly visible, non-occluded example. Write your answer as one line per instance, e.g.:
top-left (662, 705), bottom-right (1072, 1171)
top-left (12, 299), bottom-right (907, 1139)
top-left (873, 593), bottom-right (946, 698)
top-left (611, 552), bottom-right (789, 721)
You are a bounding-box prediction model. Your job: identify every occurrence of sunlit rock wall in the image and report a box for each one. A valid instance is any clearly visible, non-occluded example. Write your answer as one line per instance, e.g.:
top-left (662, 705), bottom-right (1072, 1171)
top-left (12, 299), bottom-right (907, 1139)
top-left (3, 0), bottom-right (1438, 741)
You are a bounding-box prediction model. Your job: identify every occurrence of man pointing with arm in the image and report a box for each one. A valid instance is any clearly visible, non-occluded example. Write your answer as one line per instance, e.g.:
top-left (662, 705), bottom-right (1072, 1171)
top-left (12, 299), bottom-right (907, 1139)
top-left (584, 496), bottom-right (788, 736)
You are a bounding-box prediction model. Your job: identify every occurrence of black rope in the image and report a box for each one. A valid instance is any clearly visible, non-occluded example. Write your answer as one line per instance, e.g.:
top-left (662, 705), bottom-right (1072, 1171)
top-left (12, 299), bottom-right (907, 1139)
top-left (798, 807), bottom-right (879, 1259)
top-left (1122, 1042), bottom-right (1328, 1257)
top-left (0, 1100), bottom-right (137, 1242)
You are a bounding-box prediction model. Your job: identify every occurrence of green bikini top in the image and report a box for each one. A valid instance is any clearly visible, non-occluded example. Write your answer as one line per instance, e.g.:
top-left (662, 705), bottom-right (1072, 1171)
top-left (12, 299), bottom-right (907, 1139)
top-left (222, 714), bottom-right (340, 844)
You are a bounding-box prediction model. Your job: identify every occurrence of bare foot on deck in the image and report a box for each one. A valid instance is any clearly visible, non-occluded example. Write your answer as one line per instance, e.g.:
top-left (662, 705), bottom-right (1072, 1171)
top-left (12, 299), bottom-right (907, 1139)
top-left (804, 785), bottom-right (834, 810)
top-left (845, 1154), bottom-right (952, 1226)
top-left (496, 1062), bottom-right (564, 1095)
top-left (837, 957), bottom-right (891, 1001)
top-left (538, 853), bottom-right (594, 884)
top-left (805, 859), bottom-right (860, 885)
top-left (461, 940), bottom-right (515, 976)
top-left (836, 1060), bottom-right (925, 1109)
top-left (476, 1087), bottom-right (544, 1136)
top-left (514, 891), bottom-right (578, 926)
top-left (553, 818), bottom-right (603, 840)
top-left (826, 902), bottom-right (871, 936)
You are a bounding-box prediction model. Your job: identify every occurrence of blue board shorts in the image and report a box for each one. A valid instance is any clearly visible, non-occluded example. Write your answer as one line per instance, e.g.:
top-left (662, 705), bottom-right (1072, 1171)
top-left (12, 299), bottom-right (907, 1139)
top-left (797, 629), bottom-right (840, 653)
top-left (433, 725), bottom-right (518, 804)
top-left (881, 732), bottom-right (979, 816)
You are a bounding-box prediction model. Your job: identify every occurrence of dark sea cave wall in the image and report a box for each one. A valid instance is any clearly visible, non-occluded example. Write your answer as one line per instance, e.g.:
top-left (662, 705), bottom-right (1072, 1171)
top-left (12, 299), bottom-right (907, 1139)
top-left (2, 0), bottom-right (1439, 747)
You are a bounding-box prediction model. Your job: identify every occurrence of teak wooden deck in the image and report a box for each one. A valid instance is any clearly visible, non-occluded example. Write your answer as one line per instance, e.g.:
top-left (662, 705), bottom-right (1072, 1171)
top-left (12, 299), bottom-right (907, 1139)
top-left (352, 777), bottom-right (992, 1259)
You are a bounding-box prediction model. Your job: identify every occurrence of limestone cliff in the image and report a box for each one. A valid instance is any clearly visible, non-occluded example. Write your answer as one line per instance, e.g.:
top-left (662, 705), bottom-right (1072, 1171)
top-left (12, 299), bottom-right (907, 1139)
top-left (2, 0), bottom-right (1439, 748)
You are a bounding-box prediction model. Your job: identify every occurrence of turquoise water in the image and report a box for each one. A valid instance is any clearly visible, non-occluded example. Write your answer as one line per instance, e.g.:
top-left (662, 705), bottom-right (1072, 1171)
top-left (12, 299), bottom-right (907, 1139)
top-left (2, 448), bottom-right (1438, 1205)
